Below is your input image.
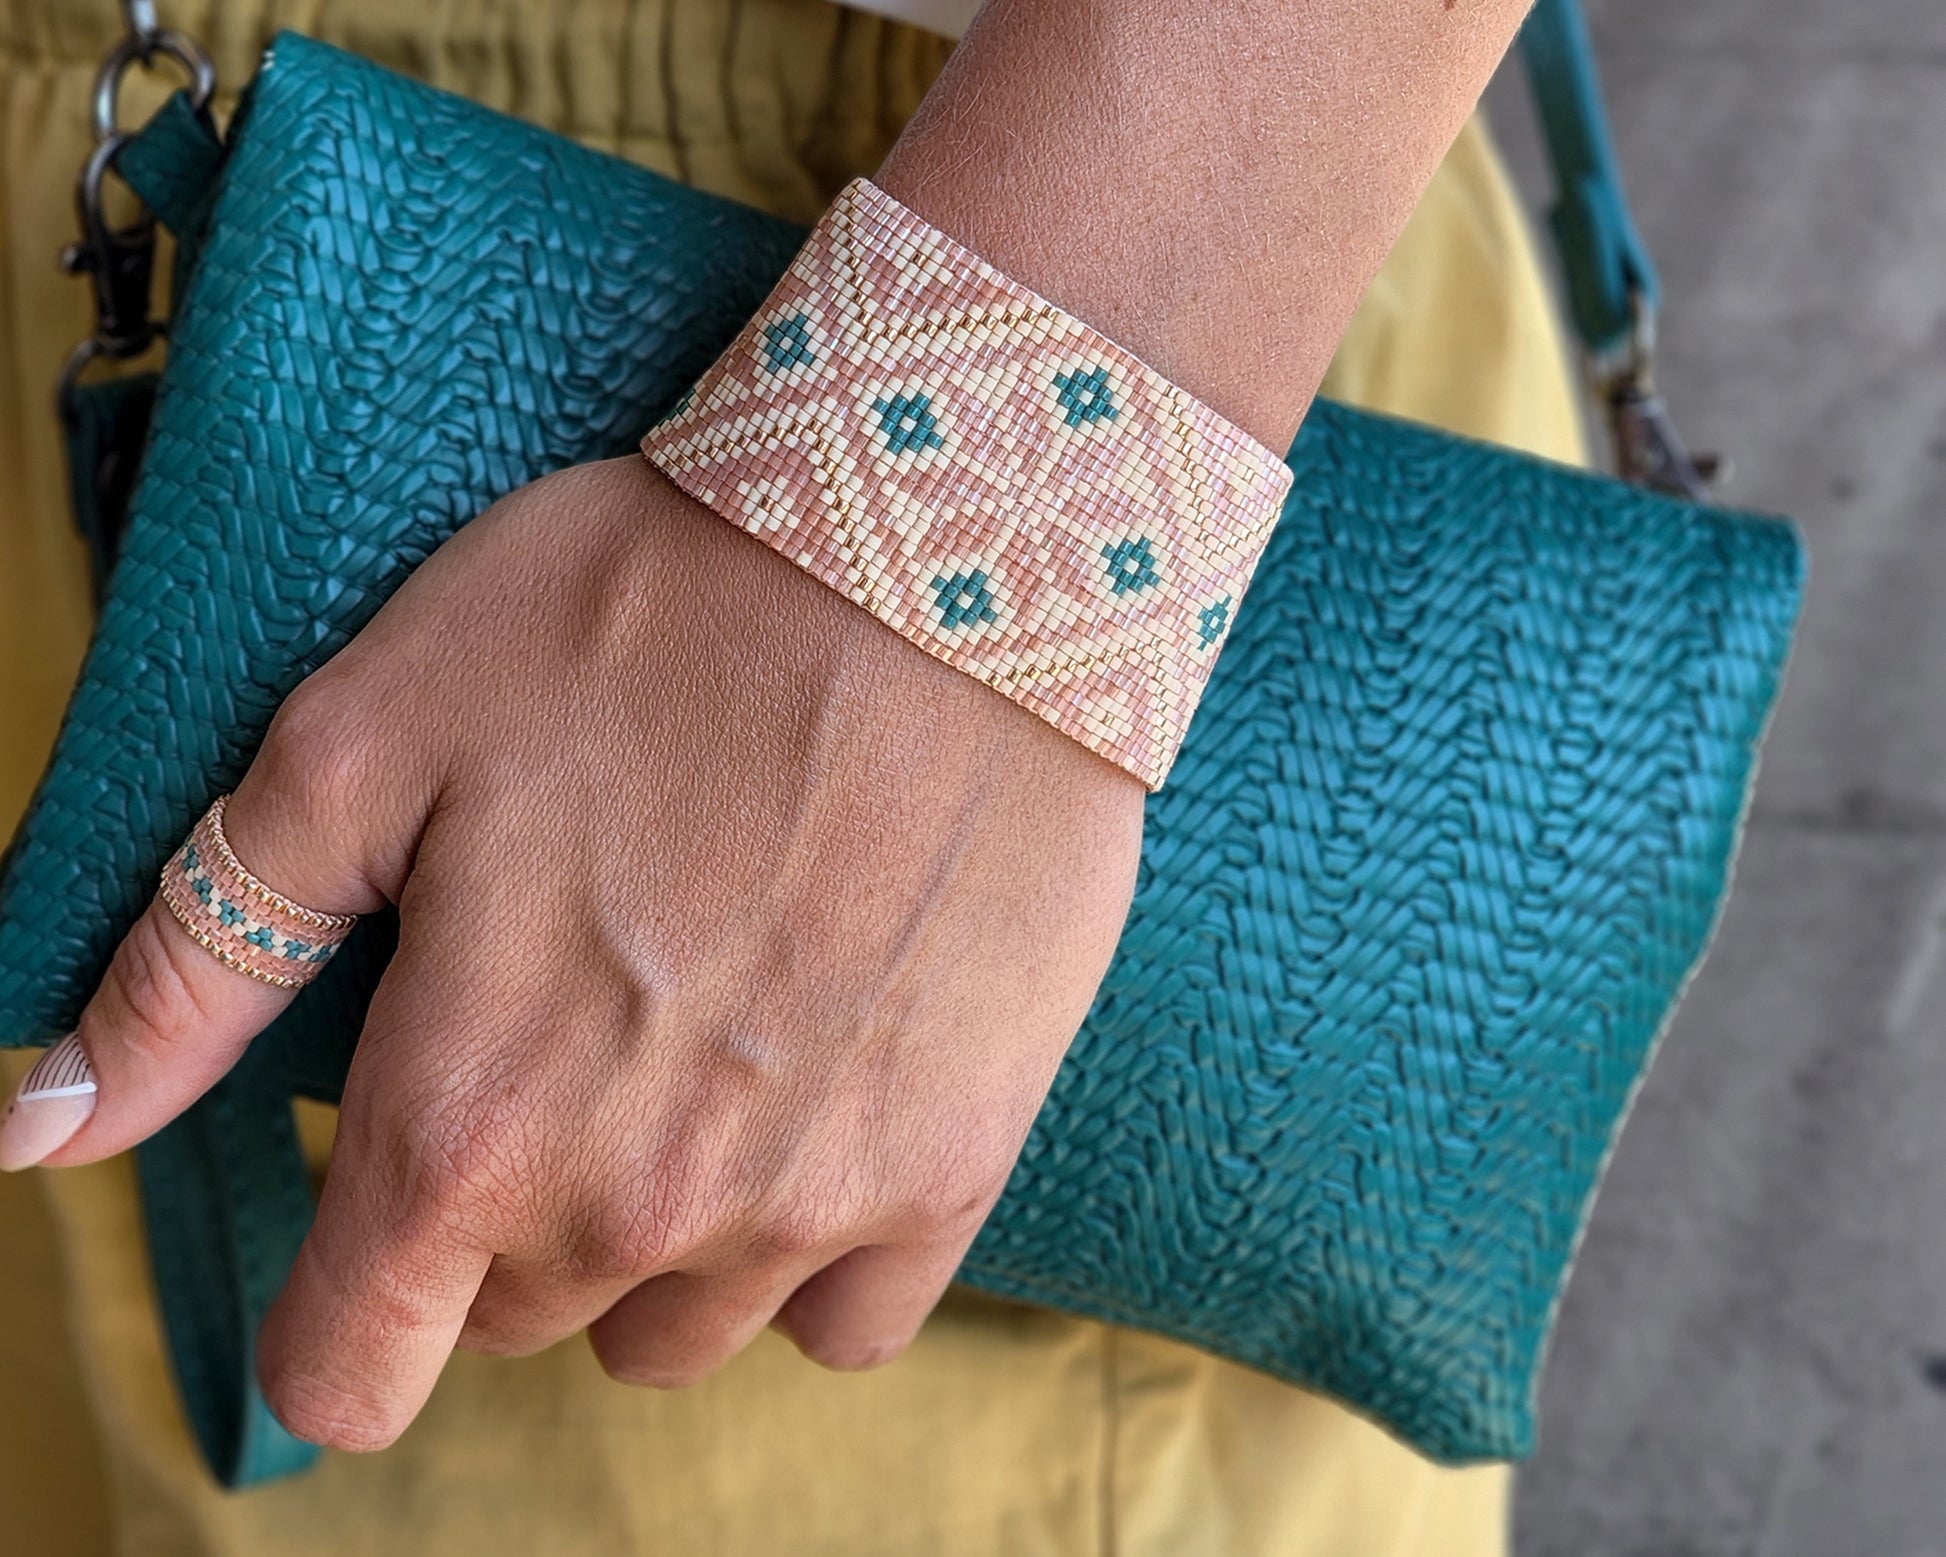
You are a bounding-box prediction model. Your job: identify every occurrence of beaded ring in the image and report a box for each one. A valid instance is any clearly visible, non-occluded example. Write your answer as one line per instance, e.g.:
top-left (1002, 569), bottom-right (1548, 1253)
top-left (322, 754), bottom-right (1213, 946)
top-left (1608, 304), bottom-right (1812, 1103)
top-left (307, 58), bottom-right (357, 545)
top-left (157, 795), bottom-right (357, 989)
top-left (641, 178), bottom-right (1294, 789)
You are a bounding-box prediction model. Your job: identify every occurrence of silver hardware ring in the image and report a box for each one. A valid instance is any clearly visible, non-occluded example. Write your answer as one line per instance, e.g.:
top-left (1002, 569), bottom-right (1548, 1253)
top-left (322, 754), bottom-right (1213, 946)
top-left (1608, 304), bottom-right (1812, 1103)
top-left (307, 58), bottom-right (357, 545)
top-left (91, 28), bottom-right (216, 145)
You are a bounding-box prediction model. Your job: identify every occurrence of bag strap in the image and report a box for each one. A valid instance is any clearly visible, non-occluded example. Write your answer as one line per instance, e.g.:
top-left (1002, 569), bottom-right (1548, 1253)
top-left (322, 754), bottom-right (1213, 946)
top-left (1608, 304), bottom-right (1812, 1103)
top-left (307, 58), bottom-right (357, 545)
top-left (1515, 0), bottom-right (1723, 498)
top-left (134, 1043), bottom-right (323, 1486)
top-left (1516, 0), bottom-right (1659, 357)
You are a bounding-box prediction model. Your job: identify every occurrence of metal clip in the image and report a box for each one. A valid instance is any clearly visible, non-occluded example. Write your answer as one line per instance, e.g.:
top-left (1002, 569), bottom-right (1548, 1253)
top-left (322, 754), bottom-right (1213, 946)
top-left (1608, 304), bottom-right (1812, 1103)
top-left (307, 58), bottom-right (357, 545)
top-left (55, 7), bottom-right (215, 422)
top-left (1595, 290), bottom-right (1728, 503)
top-left (60, 138), bottom-right (158, 354)
top-left (55, 138), bottom-right (163, 424)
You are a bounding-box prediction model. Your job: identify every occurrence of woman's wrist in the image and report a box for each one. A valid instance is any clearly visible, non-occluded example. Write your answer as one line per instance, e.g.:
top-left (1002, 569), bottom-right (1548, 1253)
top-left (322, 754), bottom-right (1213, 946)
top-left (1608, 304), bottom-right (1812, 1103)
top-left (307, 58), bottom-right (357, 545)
top-left (871, 0), bottom-right (1533, 454)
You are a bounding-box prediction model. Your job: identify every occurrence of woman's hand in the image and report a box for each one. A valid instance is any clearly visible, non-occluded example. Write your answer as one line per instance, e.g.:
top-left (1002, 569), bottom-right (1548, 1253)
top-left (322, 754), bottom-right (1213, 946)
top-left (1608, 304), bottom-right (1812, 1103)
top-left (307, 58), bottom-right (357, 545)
top-left (4, 0), bottom-right (1544, 1455)
top-left (37, 456), bottom-right (1145, 1449)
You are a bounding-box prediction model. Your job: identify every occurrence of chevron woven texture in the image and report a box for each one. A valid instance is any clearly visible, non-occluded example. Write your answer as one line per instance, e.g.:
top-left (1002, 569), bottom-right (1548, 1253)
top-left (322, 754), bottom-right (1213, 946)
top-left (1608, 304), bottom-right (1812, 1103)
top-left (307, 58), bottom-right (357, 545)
top-left (0, 35), bottom-right (1803, 1466)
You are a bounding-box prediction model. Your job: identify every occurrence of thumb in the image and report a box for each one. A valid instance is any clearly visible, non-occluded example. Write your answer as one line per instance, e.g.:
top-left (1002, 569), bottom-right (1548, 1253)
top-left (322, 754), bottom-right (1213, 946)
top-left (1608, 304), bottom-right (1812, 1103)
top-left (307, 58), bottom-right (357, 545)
top-left (0, 689), bottom-right (410, 1170)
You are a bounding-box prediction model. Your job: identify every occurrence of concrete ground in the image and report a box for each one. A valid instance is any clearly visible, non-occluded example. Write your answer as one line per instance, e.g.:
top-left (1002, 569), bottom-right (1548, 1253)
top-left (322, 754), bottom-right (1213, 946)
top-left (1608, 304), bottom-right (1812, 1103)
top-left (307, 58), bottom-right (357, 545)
top-left (1486, 1), bottom-right (1946, 1551)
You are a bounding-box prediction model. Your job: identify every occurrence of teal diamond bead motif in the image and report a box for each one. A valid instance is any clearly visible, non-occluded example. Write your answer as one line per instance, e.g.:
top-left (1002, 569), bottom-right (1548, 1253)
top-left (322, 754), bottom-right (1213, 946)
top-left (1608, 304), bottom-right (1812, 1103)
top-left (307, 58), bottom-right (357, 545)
top-left (1197, 595), bottom-right (1232, 648)
top-left (761, 312), bottom-right (817, 372)
top-left (1053, 365), bottom-right (1118, 427)
top-left (873, 391), bottom-right (946, 456)
top-left (931, 569), bottom-right (1000, 631)
top-left (217, 898), bottom-right (246, 928)
top-left (1103, 537), bottom-right (1161, 595)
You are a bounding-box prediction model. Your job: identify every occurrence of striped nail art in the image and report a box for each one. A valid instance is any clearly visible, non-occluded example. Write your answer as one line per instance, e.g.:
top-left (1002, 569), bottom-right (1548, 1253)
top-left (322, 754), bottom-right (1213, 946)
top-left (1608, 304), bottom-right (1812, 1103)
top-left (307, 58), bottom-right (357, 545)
top-left (0, 1033), bottom-right (97, 1171)
top-left (16, 1032), bottom-right (95, 1101)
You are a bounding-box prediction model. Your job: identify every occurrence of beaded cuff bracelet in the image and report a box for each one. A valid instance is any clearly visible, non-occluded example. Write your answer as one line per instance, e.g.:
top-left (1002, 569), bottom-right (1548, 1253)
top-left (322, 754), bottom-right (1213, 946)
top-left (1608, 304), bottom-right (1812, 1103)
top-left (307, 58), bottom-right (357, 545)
top-left (639, 178), bottom-right (1294, 789)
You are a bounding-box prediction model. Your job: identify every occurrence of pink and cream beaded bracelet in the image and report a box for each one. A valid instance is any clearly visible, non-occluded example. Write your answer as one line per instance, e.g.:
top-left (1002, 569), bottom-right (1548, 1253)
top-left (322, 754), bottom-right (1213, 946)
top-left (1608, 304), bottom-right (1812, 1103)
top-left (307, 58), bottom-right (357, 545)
top-left (640, 178), bottom-right (1294, 789)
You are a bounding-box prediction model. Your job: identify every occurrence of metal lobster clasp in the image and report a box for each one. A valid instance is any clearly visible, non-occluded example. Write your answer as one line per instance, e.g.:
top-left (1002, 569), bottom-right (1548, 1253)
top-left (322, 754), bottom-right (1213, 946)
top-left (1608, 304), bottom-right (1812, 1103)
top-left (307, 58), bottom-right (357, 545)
top-left (1596, 290), bottom-right (1729, 503)
top-left (58, 138), bottom-right (160, 361)
top-left (54, 2), bottom-right (216, 423)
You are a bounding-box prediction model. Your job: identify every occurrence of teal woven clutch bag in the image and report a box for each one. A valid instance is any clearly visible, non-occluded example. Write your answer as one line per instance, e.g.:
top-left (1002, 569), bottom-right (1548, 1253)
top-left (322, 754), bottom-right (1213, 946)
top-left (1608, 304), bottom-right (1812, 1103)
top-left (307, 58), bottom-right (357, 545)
top-left (0, 33), bottom-right (1804, 1486)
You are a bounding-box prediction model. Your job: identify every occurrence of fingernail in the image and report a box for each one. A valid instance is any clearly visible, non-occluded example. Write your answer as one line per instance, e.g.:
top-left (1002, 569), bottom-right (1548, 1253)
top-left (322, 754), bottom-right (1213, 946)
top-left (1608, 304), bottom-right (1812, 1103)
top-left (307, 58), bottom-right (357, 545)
top-left (0, 1034), bottom-right (97, 1171)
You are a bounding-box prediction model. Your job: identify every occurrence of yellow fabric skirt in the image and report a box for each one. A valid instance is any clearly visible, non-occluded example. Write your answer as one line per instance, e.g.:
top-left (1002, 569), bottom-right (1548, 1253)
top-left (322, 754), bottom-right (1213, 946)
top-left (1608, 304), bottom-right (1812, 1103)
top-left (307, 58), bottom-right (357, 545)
top-left (0, 3), bottom-right (1585, 1552)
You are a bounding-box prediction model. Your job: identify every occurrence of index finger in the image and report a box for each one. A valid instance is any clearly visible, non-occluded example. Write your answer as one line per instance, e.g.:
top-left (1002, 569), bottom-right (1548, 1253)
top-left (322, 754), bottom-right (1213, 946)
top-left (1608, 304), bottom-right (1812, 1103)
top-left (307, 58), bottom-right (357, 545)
top-left (254, 955), bottom-right (494, 1453)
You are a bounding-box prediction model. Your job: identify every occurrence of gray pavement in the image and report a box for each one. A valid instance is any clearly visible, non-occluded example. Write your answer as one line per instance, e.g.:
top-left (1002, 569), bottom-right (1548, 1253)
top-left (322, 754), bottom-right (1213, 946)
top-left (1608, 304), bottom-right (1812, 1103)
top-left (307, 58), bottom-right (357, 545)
top-left (1489, 2), bottom-right (1946, 1550)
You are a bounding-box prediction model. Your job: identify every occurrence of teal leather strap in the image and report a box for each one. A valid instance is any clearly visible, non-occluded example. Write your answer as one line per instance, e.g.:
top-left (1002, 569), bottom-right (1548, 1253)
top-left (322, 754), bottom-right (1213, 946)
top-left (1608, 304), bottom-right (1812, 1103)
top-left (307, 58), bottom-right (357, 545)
top-left (57, 372), bottom-right (154, 607)
top-left (135, 1050), bottom-right (322, 1485)
top-left (1517, 0), bottom-right (1661, 356)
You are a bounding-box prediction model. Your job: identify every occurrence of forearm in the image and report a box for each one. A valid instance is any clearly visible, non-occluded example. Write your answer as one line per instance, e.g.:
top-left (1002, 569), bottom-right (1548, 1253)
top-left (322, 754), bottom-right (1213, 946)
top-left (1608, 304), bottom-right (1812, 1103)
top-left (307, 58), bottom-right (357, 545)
top-left (873, 0), bottom-right (1533, 452)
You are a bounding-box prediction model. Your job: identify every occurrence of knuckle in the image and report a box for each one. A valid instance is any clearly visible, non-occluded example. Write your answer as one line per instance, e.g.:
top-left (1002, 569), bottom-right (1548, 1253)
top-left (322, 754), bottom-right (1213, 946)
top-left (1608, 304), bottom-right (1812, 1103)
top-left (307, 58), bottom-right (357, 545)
top-left (98, 909), bottom-right (221, 1058)
top-left (455, 1314), bottom-right (549, 1360)
top-left (924, 1182), bottom-right (1001, 1236)
top-left (254, 674), bottom-right (385, 825)
top-left (904, 1162), bottom-right (1008, 1239)
top-left (369, 1105), bottom-right (512, 1235)
top-left (562, 1137), bottom-right (729, 1282)
top-left (748, 1201), bottom-right (846, 1264)
top-left (406, 1149), bottom-right (496, 1233)
top-left (562, 1192), bottom-right (694, 1283)
top-left (260, 1365), bottom-right (410, 1453)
